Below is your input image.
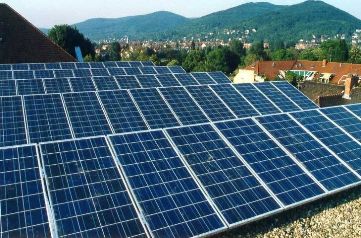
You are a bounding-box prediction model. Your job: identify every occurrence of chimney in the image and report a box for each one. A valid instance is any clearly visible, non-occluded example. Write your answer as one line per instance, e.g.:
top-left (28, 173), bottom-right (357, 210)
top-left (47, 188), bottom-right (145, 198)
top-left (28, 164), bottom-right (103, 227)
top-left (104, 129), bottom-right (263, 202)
top-left (343, 74), bottom-right (353, 100)
top-left (322, 59), bottom-right (327, 67)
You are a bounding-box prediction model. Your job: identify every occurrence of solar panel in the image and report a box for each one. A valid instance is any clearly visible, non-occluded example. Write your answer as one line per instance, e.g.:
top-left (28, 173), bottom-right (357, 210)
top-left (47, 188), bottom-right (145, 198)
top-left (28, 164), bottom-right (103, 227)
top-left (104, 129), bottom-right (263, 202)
top-left (0, 96), bottom-right (27, 147)
top-left (14, 70), bottom-right (34, 79)
top-left (92, 76), bottom-right (120, 91)
top-left (17, 79), bottom-right (45, 95)
top-left (54, 69), bottom-right (74, 78)
top-left (69, 77), bottom-right (96, 92)
top-left (109, 131), bottom-right (226, 237)
top-left (271, 81), bottom-right (318, 110)
top-left (73, 69), bottom-right (92, 77)
top-left (234, 84), bottom-right (281, 115)
top-left (191, 73), bottom-right (216, 85)
top-left (89, 62), bottom-right (105, 68)
top-left (215, 119), bottom-right (325, 205)
top-left (208, 72), bottom-right (231, 84)
top-left (29, 63), bottom-right (45, 70)
top-left (98, 90), bottom-right (148, 133)
top-left (62, 92), bottom-right (112, 137)
top-left (103, 61), bottom-right (118, 68)
top-left (34, 70), bottom-right (55, 79)
top-left (24, 94), bottom-right (73, 143)
top-left (159, 87), bottom-right (209, 125)
top-left (154, 66), bottom-right (172, 74)
top-left (321, 106), bottom-right (361, 141)
top-left (0, 64), bottom-right (11, 70)
top-left (141, 61), bottom-right (155, 66)
top-left (91, 68), bottom-right (109, 77)
top-left (174, 74), bottom-right (199, 86)
top-left (12, 64), bottom-right (29, 70)
top-left (139, 66), bottom-right (157, 75)
top-left (130, 88), bottom-right (181, 129)
top-left (128, 61), bottom-right (143, 67)
top-left (60, 62), bottom-right (76, 69)
top-left (186, 85), bottom-right (236, 121)
top-left (0, 71), bottom-right (12, 80)
top-left (345, 104), bottom-right (361, 119)
top-left (257, 114), bottom-right (360, 191)
top-left (254, 83), bottom-right (301, 112)
top-left (45, 63), bottom-right (61, 70)
top-left (108, 67), bottom-right (126, 76)
top-left (44, 78), bottom-right (72, 94)
top-left (168, 66), bottom-right (186, 74)
top-left (0, 80), bottom-right (16, 96)
top-left (124, 67), bottom-right (142, 76)
top-left (166, 124), bottom-right (281, 225)
top-left (211, 84), bottom-right (260, 118)
top-left (291, 110), bottom-right (361, 176)
top-left (0, 145), bottom-right (51, 238)
top-left (115, 75), bottom-right (142, 89)
top-left (156, 74), bottom-right (181, 87)
top-left (116, 61), bottom-right (131, 67)
top-left (136, 75), bottom-right (162, 88)
top-left (75, 62), bottom-right (90, 68)
top-left (39, 137), bottom-right (147, 238)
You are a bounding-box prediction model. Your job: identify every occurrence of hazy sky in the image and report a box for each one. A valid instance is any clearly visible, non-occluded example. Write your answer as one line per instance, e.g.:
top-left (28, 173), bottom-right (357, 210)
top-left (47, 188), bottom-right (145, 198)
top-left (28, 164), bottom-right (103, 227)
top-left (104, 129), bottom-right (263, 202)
top-left (1, 0), bottom-right (360, 28)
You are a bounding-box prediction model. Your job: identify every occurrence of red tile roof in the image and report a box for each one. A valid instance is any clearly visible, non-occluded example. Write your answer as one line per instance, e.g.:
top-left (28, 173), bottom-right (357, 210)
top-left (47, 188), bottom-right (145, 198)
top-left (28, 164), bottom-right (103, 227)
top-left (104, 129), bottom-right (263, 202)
top-left (0, 4), bottom-right (75, 63)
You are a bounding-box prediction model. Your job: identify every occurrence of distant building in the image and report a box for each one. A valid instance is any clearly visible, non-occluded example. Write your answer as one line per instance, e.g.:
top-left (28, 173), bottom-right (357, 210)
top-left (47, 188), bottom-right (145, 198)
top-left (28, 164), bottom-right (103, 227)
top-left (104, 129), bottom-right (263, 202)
top-left (0, 3), bottom-right (75, 63)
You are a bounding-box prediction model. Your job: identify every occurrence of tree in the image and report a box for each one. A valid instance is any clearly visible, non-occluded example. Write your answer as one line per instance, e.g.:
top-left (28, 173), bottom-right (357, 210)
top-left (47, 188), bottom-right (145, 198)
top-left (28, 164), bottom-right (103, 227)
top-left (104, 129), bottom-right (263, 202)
top-left (206, 47), bottom-right (240, 74)
top-left (108, 42), bottom-right (121, 61)
top-left (48, 25), bottom-right (94, 58)
top-left (349, 46), bottom-right (361, 64)
top-left (320, 39), bottom-right (348, 62)
top-left (285, 71), bottom-right (303, 87)
top-left (249, 41), bottom-right (268, 60)
top-left (229, 40), bottom-right (245, 58)
top-left (182, 50), bottom-right (206, 72)
top-left (167, 59), bottom-right (180, 66)
top-left (243, 53), bottom-right (258, 66)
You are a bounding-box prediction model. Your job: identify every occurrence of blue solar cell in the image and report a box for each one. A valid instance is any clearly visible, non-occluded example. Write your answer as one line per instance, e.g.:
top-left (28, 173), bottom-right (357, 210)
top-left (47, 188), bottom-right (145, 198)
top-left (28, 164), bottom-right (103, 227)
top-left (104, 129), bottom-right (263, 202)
top-left (98, 90), bottom-right (148, 133)
top-left (141, 61), bottom-right (155, 66)
top-left (45, 63), bottom-right (61, 69)
top-left (159, 87), bottom-right (209, 125)
top-left (60, 62), bottom-right (76, 69)
top-left (63, 92), bottom-right (112, 137)
top-left (166, 124), bottom-right (281, 224)
top-left (108, 67), bottom-right (126, 76)
top-left (234, 84), bottom-right (281, 115)
top-left (191, 73), bottom-right (216, 85)
top-left (75, 62), bottom-right (90, 69)
top-left (130, 88), bottom-right (180, 129)
top-left (24, 94), bottom-right (73, 143)
top-left (0, 71), bottom-right (13, 80)
top-left (168, 66), bottom-right (186, 74)
top-left (257, 114), bottom-right (360, 191)
top-left (124, 67), bottom-right (142, 75)
top-left (186, 85), bottom-right (236, 121)
top-left (17, 79), bottom-right (45, 95)
top-left (89, 62), bottom-right (105, 68)
top-left (0, 145), bottom-right (51, 238)
top-left (346, 104), bottom-right (361, 119)
top-left (139, 66), bottom-right (157, 75)
top-left (292, 110), bottom-right (361, 176)
top-left (0, 80), bottom-right (16, 96)
top-left (54, 69), bottom-right (74, 78)
top-left (34, 70), bottom-right (54, 79)
top-left (254, 83), bottom-right (301, 112)
top-left (109, 131), bottom-right (225, 237)
top-left (40, 137), bottom-right (147, 238)
top-left (272, 81), bottom-right (318, 110)
top-left (116, 61), bottom-right (131, 67)
top-left (91, 68), bottom-right (109, 77)
top-left (92, 76), bottom-right (119, 91)
top-left (14, 70), bottom-right (34, 79)
top-left (211, 84), bottom-right (259, 118)
top-left (129, 61), bottom-right (143, 67)
top-left (208, 72), bottom-right (231, 84)
top-left (174, 74), bottom-right (199, 86)
top-left (69, 77), bottom-right (96, 92)
top-left (29, 63), bottom-right (45, 70)
top-left (154, 66), bottom-right (172, 74)
top-left (44, 78), bottom-right (72, 94)
top-left (321, 106), bottom-right (361, 141)
top-left (0, 64), bottom-right (11, 70)
top-left (0, 96), bottom-right (27, 147)
top-left (12, 64), bottom-right (29, 70)
top-left (73, 69), bottom-right (92, 77)
top-left (216, 119), bottom-right (324, 205)
top-left (103, 61), bottom-right (118, 68)
top-left (156, 74), bottom-right (181, 87)
top-left (136, 75), bottom-right (162, 88)
top-left (115, 75), bottom-right (142, 89)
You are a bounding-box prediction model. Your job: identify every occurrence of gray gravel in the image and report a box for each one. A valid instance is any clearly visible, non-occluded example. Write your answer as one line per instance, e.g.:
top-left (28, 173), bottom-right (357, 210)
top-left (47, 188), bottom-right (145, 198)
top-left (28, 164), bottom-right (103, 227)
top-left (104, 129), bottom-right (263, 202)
top-left (219, 187), bottom-right (361, 238)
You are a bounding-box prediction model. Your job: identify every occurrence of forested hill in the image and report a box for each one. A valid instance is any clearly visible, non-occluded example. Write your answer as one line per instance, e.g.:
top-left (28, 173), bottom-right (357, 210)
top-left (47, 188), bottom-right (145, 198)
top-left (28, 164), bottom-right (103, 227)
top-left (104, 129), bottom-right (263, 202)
top-left (49, 0), bottom-right (361, 42)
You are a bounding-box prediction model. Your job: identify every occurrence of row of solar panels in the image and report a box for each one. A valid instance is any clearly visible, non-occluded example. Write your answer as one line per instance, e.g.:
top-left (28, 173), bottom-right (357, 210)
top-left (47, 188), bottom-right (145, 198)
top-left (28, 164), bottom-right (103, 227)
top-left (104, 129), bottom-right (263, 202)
top-left (0, 60), bottom-right (154, 71)
top-left (0, 72), bottom-right (231, 96)
top-left (0, 82), bottom-right (317, 147)
top-left (3, 103), bottom-right (361, 238)
top-left (0, 66), bottom-right (187, 80)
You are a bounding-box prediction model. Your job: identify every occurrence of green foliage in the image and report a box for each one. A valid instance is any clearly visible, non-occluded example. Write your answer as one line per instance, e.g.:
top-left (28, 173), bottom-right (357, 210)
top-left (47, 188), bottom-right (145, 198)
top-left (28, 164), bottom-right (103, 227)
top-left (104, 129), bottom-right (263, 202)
top-left (205, 47), bottom-right (240, 74)
top-left (167, 59), bottom-right (180, 66)
top-left (285, 71), bottom-right (303, 87)
top-left (48, 24), bottom-right (94, 58)
top-left (320, 39), bottom-right (348, 62)
top-left (270, 48), bottom-right (298, 61)
top-left (83, 54), bottom-right (93, 62)
top-left (349, 47), bottom-right (361, 64)
top-left (108, 42), bottom-right (121, 61)
top-left (182, 50), bottom-right (206, 72)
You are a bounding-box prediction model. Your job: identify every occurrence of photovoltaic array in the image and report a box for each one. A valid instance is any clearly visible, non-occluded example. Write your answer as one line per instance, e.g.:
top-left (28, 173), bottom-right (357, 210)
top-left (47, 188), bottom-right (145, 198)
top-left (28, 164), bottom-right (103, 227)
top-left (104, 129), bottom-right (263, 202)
top-left (2, 61), bottom-right (361, 238)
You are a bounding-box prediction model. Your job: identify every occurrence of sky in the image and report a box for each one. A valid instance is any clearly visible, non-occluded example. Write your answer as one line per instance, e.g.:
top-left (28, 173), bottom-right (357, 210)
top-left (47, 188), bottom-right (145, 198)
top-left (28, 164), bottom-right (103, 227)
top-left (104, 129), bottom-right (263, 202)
top-left (1, 0), bottom-right (360, 28)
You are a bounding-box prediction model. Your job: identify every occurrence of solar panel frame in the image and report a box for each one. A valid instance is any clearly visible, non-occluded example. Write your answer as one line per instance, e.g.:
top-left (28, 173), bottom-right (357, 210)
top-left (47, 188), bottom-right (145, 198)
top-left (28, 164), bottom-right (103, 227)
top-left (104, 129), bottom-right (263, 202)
top-left (75, 62), bottom-right (90, 69)
top-left (54, 69), bottom-right (74, 78)
top-left (124, 67), bottom-right (143, 76)
top-left (115, 75), bottom-right (142, 90)
top-left (139, 66), bottom-right (157, 75)
top-left (14, 70), bottom-right (34, 80)
top-left (0, 64), bottom-right (12, 70)
top-left (17, 79), bottom-right (45, 95)
top-left (12, 63), bottom-right (29, 70)
top-left (207, 72), bottom-right (231, 84)
top-left (43, 78), bottom-right (72, 94)
top-left (128, 61), bottom-right (143, 68)
top-left (92, 76), bottom-right (120, 91)
top-left (0, 80), bottom-right (16, 96)
top-left (156, 74), bottom-right (182, 87)
top-left (45, 63), bottom-right (61, 70)
top-left (91, 68), bottom-right (110, 77)
top-left (168, 66), bottom-right (186, 74)
top-left (73, 69), bottom-right (92, 77)
top-left (89, 62), bottom-right (105, 68)
top-left (60, 62), bottom-right (76, 69)
top-left (29, 63), bottom-right (46, 70)
top-left (174, 74), bottom-right (200, 86)
top-left (136, 75), bottom-right (162, 88)
top-left (69, 77), bottom-right (97, 92)
top-left (191, 73), bottom-right (217, 85)
top-left (154, 66), bottom-right (172, 74)
top-left (116, 61), bottom-right (131, 67)
top-left (34, 70), bottom-right (55, 79)
top-left (0, 70), bottom-right (13, 80)
top-left (107, 67), bottom-right (126, 76)
top-left (141, 61), bottom-right (155, 66)
top-left (103, 61), bottom-right (118, 68)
